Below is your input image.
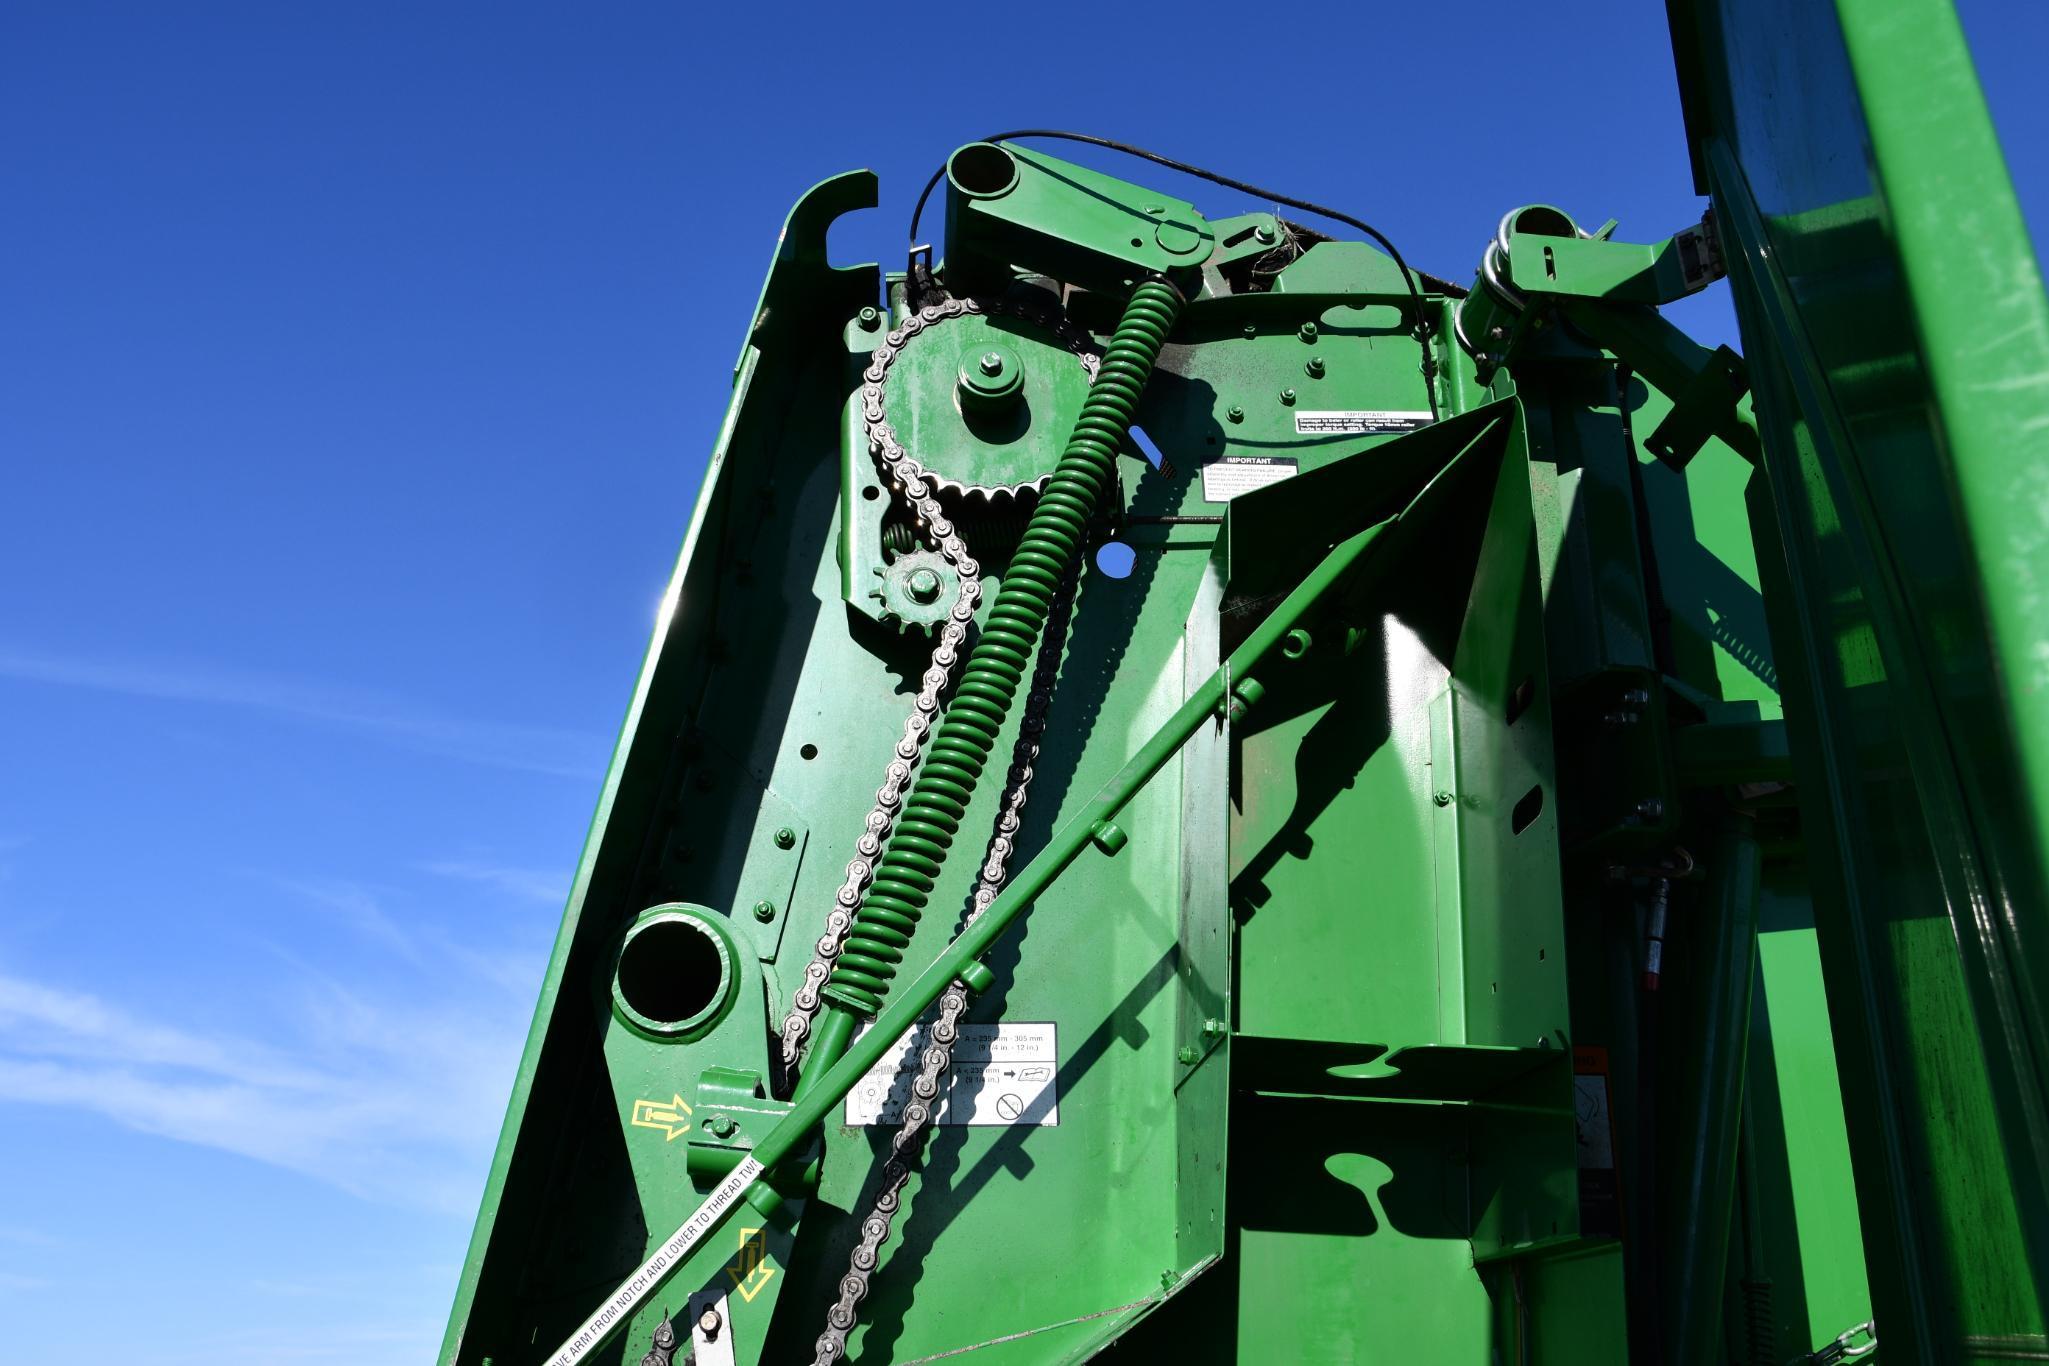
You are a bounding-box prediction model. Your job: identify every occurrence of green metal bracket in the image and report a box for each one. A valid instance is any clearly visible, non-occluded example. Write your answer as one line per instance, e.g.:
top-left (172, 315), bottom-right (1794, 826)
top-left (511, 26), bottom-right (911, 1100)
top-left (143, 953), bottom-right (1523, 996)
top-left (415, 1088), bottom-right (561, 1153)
top-left (942, 142), bottom-right (1214, 296)
top-left (1558, 300), bottom-right (1762, 466)
top-left (1640, 341), bottom-right (1749, 469)
top-left (1506, 216), bottom-right (1724, 306)
top-left (1552, 666), bottom-right (1681, 858)
top-left (687, 1066), bottom-right (795, 1184)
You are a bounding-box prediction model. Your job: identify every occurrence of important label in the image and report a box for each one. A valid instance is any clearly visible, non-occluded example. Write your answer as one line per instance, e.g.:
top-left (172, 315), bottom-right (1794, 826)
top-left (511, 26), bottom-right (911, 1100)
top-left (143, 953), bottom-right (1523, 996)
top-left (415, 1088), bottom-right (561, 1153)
top-left (845, 1021), bottom-right (1059, 1128)
top-left (1574, 1046), bottom-right (1621, 1239)
top-left (1199, 455), bottom-right (1297, 504)
top-left (1293, 409), bottom-right (1434, 436)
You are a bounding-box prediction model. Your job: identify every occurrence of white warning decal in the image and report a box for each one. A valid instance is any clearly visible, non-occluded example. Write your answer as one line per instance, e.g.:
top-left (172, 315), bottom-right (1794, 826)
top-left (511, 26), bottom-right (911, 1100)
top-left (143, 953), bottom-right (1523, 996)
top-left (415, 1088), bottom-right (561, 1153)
top-left (1293, 409), bottom-right (1434, 436)
top-left (1199, 455), bottom-right (1297, 504)
top-left (545, 1155), bottom-right (764, 1366)
top-left (845, 1021), bottom-right (1059, 1128)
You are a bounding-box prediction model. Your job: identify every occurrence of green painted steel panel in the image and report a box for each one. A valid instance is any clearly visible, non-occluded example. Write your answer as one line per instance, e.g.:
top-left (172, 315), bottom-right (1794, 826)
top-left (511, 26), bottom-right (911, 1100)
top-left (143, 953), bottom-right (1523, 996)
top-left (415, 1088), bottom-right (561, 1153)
top-left (438, 22), bottom-right (2049, 1350)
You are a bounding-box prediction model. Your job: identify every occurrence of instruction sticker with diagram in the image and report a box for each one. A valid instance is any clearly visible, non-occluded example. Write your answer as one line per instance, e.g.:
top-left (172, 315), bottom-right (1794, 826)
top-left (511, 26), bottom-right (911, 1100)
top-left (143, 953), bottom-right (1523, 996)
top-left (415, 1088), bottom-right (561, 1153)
top-left (843, 1021), bottom-right (1059, 1128)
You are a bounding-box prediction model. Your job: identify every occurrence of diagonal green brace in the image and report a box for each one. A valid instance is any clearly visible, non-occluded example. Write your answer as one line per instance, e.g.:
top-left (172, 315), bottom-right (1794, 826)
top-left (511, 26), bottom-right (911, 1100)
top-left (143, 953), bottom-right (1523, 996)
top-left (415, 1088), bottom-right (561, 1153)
top-left (539, 411), bottom-right (1513, 1366)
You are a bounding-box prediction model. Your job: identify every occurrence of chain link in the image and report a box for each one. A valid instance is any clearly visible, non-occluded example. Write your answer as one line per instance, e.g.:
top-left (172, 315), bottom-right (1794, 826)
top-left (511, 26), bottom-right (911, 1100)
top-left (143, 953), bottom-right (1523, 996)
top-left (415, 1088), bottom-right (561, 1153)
top-left (806, 561), bottom-right (1080, 1366)
top-left (776, 296), bottom-right (1096, 1069)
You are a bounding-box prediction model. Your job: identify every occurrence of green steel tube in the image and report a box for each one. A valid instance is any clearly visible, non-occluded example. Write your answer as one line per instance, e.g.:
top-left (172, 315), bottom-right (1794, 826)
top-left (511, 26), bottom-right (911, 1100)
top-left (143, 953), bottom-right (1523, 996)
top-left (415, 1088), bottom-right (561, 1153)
top-left (1664, 810), bottom-right (1762, 1366)
top-left (541, 515), bottom-right (1392, 1365)
top-left (803, 278), bottom-right (1185, 1088)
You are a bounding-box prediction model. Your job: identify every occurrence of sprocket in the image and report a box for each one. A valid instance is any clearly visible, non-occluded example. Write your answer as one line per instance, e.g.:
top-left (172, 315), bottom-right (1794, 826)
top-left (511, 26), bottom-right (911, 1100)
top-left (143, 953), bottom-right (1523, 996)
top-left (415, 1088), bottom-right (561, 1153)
top-left (868, 549), bottom-right (961, 634)
top-left (865, 295), bottom-right (1098, 504)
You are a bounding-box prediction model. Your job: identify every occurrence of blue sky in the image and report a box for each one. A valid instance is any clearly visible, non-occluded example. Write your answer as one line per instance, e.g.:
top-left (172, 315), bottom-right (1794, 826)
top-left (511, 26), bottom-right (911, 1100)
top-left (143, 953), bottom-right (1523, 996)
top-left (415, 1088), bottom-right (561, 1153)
top-left (2, 5), bottom-right (2041, 1362)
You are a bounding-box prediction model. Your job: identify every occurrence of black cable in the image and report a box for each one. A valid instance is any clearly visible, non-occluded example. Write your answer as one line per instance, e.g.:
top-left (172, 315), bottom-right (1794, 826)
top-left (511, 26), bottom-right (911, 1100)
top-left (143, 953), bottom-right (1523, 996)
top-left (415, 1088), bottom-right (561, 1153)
top-left (908, 130), bottom-right (1441, 414)
top-left (910, 130), bottom-right (1424, 311)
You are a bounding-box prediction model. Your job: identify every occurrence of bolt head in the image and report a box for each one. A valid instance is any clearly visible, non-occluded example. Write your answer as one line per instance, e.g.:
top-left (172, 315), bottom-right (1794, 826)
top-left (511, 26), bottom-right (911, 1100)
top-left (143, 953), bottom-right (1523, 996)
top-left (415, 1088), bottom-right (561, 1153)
top-left (1242, 323), bottom-right (1257, 338)
top-left (774, 826), bottom-right (797, 849)
top-left (857, 306), bottom-right (881, 331)
top-left (708, 1114), bottom-right (737, 1138)
top-left (978, 351), bottom-right (1005, 376)
top-left (1226, 404), bottom-right (1245, 423)
top-left (1279, 387), bottom-right (1297, 405)
top-left (905, 566), bottom-right (942, 603)
top-left (1434, 790), bottom-right (1454, 807)
top-left (1254, 223), bottom-right (1277, 245)
top-left (752, 900), bottom-right (776, 923)
top-left (1305, 357), bottom-right (1326, 378)
top-left (1298, 321), bottom-right (1319, 342)
top-left (1177, 1045), bottom-right (1200, 1065)
top-left (698, 1307), bottom-right (722, 1338)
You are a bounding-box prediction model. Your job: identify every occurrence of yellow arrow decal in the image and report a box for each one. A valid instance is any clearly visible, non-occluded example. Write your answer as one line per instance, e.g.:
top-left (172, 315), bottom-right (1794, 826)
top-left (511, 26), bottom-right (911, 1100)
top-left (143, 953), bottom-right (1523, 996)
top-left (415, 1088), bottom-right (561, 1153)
top-left (629, 1094), bottom-right (693, 1141)
top-left (725, 1226), bottom-right (777, 1303)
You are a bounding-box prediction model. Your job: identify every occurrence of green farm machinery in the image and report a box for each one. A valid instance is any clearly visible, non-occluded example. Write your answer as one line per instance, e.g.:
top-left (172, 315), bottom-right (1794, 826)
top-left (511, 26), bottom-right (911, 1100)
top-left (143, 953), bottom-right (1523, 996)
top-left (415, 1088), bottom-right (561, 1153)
top-left (439, 2), bottom-right (2049, 1361)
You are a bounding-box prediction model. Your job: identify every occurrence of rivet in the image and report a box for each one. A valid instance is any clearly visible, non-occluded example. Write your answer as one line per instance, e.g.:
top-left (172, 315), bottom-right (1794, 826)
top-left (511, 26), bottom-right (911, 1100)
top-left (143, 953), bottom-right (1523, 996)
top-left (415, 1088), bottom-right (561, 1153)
top-left (1305, 357), bottom-right (1326, 378)
top-left (1254, 223), bottom-right (1277, 245)
top-left (1226, 404), bottom-right (1245, 423)
top-left (1279, 388), bottom-right (1297, 406)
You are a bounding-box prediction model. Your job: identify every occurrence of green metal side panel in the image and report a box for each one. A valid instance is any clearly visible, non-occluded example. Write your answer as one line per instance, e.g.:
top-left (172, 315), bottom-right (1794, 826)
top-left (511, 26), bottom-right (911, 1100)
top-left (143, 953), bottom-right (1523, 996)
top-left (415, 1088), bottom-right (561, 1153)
top-left (1669, 0), bottom-right (2049, 1354)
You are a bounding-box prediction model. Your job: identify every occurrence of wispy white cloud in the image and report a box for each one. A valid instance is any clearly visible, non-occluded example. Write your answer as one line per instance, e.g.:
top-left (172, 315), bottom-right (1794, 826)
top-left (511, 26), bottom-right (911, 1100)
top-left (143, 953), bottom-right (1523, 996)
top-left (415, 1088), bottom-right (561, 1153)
top-left (269, 876), bottom-right (428, 965)
top-left (0, 965), bottom-right (528, 1214)
top-left (0, 645), bottom-right (604, 779)
top-left (420, 859), bottom-right (567, 906)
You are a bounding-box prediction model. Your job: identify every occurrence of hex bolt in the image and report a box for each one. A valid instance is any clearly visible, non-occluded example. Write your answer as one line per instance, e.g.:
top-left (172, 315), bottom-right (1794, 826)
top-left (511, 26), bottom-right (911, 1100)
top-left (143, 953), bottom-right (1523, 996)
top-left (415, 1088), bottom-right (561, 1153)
top-left (752, 900), bottom-right (776, 923)
top-left (1254, 223), bottom-right (1278, 245)
top-left (856, 306), bottom-right (881, 331)
top-left (698, 1307), bottom-right (723, 1340)
top-left (708, 1114), bottom-right (738, 1139)
top-left (1298, 321), bottom-right (1319, 342)
top-left (1201, 1017), bottom-right (1226, 1039)
top-left (905, 566), bottom-right (942, 603)
top-left (1279, 387), bottom-right (1297, 406)
top-left (1242, 323), bottom-right (1257, 339)
top-left (1434, 790), bottom-right (1454, 807)
top-left (978, 351), bottom-right (1005, 376)
top-left (1226, 404), bottom-right (1245, 423)
top-left (774, 826), bottom-right (797, 849)
top-left (1305, 357), bottom-right (1326, 378)
top-left (1177, 1045), bottom-right (1200, 1065)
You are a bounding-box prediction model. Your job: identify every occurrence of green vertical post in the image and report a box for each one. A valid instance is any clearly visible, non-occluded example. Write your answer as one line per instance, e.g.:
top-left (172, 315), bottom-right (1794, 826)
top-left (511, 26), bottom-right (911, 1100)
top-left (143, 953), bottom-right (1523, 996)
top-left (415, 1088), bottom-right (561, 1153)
top-left (1665, 812), bottom-right (1762, 1363)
